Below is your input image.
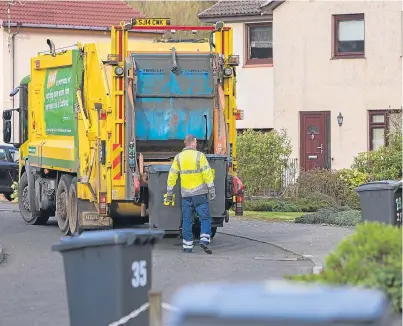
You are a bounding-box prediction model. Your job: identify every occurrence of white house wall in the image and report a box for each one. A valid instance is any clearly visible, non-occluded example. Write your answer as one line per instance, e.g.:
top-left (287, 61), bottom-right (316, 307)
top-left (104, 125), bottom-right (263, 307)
top-left (273, 1), bottom-right (402, 170)
top-left (226, 22), bottom-right (274, 130)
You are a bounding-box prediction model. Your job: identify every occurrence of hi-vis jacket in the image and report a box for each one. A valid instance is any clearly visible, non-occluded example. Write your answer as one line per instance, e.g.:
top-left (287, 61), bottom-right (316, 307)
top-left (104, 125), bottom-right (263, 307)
top-left (167, 147), bottom-right (214, 197)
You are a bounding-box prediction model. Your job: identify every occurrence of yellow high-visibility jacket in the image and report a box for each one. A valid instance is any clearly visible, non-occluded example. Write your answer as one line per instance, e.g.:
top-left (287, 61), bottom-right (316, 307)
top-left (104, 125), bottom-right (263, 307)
top-left (167, 147), bottom-right (214, 197)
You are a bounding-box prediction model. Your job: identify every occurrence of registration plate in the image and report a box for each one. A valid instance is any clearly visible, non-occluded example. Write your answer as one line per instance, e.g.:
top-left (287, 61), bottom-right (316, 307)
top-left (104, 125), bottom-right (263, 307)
top-left (132, 18), bottom-right (170, 27)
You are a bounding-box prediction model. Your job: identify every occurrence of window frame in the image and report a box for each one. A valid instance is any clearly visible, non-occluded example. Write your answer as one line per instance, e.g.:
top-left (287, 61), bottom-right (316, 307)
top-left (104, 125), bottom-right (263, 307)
top-left (244, 22), bottom-right (273, 67)
top-left (368, 110), bottom-right (389, 151)
top-left (332, 13), bottom-right (365, 59)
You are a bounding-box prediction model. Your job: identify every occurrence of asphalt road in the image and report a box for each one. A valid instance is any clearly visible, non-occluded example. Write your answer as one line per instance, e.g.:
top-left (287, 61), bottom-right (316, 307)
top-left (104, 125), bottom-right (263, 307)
top-left (0, 204), bottom-right (312, 326)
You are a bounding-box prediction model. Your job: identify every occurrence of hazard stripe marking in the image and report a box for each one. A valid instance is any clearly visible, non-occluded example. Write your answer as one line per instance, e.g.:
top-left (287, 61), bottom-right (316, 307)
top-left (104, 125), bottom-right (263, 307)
top-left (112, 143), bottom-right (121, 180)
top-left (112, 156), bottom-right (120, 169)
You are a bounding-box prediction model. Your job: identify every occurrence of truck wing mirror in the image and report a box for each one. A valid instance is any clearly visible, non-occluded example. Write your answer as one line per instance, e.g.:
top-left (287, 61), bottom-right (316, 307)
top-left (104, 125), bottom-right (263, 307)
top-left (9, 87), bottom-right (20, 97)
top-left (3, 110), bottom-right (12, 120)
top-left (3, 120), bottom-right (11, 144)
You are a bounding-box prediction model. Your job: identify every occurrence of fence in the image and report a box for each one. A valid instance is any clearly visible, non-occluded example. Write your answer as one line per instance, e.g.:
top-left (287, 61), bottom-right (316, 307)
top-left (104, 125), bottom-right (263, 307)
top-left (251, 158), bottom-right (299, 198)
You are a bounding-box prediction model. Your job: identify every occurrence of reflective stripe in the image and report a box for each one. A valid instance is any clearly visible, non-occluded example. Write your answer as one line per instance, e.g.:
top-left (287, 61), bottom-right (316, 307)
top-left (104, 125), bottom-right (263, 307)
top-left (181, 183), bottom-right (209, 197)
top-left (207, 182), bottom-right (214, 188)
top-left (170, 167), bottom-right (179, 174)
top-left (183, 244), bottom-right (194, 249)
top-left (196, 151), bottom-right (201, 171)
top-left (176, 154), bottom-right (181, 173)
top-left (179, 170), bottom-right (203, 174)
top-left (183, 239), bottom-right (194, 249)
top-left (200, 165), bottom-right (209, 171)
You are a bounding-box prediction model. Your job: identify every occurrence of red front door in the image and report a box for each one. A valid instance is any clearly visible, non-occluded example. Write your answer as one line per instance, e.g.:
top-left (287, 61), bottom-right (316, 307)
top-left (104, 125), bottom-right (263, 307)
top-left (300, 112), bottom-right (330, 170)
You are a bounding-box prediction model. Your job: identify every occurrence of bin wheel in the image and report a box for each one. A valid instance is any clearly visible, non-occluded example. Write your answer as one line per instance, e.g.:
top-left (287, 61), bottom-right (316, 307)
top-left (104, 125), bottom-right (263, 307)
top-left (19, 171), bottom-right (50, 225)
top-left (56, 174), bottom-right (73, 235)
top-left (68, 177), bottom-right (81, 235)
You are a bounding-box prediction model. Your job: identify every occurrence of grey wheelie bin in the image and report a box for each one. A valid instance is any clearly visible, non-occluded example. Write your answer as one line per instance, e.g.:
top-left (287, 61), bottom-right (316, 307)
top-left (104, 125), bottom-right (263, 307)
top-left (355, 180), bottom-right (402, 226)
top-left (52, 229), bottom-right (164, 326)
top-left (148, 155), bottom-right (229, 235)
top-left (167, 280), bottom-right (393, 326)
top-left (148, 164), bottom-right (183, 233)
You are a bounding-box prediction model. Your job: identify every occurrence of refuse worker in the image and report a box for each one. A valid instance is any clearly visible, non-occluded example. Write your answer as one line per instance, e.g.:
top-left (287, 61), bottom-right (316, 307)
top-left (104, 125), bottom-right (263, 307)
top-left (165, 134), bottom-right (216, 254)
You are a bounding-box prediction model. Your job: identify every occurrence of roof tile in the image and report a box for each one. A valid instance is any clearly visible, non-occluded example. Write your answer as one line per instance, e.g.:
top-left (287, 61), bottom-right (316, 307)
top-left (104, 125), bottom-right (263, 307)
top-left (0, 0), bottom-right (144, 29)
top-left (198, 0), bottom-right (269, 18)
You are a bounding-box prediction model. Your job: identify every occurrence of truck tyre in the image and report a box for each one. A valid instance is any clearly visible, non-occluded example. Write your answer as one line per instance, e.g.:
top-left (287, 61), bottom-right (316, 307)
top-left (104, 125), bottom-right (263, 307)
top-left (19, 172), bottom-right (50, 225)
top-left (56, 174), bottom-right (73, 235)
top-left (68, 177), bottom-right (80, 234)
top-left (4, 193), bottom-right (12, 201)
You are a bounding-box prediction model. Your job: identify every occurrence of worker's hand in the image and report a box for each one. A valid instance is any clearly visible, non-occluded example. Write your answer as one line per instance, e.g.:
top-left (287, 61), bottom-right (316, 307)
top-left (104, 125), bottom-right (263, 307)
top-left (165, 192), bottom-right (174, 203)
top-left (208, 187), bottom-right (216, 201)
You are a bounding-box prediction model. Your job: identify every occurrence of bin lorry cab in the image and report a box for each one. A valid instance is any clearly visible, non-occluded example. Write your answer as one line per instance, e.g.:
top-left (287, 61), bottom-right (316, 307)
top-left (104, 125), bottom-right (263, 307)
top-left (2, 19), bottom-right (245, 236)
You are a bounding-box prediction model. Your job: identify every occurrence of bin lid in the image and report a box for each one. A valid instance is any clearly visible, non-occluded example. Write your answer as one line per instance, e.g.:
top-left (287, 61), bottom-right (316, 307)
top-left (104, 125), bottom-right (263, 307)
top-left (52, 229), bottom-right (164, 252)
top-left (148, 164), bottom-right (171, 174)
top-left (205, 154), bottom-right (228, 160)
top-left (168, 280), bottom-right (389, 325)
top-left (354, 179), bottom-right (402, 192)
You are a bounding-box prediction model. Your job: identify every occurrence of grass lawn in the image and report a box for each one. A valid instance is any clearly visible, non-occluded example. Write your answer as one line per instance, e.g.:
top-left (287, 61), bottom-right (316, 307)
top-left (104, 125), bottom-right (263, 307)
top-left (229, 211), bottom-right (302, 222)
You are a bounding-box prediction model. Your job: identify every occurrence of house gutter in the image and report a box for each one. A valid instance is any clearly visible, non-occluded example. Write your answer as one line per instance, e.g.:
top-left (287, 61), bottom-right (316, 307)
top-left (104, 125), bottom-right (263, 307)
top-left (1, 22), bottom-right (164, 34)
top-left (199, 14), bottom-right (273, 24)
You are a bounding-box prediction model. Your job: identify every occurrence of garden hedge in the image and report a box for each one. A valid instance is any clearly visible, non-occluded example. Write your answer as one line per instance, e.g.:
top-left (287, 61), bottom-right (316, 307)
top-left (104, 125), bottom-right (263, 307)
top-left (288, 222), bottom-right (402, 313)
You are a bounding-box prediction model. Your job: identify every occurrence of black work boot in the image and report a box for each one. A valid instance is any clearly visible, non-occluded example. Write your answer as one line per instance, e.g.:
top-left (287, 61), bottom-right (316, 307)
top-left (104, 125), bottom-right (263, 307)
top-left (200, 242), bottom-right (212, 254)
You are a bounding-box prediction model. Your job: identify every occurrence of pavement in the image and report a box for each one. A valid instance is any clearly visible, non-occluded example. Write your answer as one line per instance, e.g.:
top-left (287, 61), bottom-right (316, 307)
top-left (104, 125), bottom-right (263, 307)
top-left (1, 204), bottom-right (400, 325)
top-left (0, 204), bottom-right (314, 326)
top-left (221, 216), bottom-right (356, 272)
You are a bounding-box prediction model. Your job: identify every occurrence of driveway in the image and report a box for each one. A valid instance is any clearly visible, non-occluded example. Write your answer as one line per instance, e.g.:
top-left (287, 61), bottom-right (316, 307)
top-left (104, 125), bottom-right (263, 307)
top-left (0, 205), bottom-right (312, 326)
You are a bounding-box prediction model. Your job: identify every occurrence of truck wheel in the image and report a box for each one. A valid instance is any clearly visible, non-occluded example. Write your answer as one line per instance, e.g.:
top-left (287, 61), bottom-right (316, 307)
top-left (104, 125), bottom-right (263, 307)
top-left (4, 193), bottom-right (12, 201)
top-left (19, 172), bottom-right (50, 225)
top-left (68, 177), bottom-right (80, 234)
top-left (56, 174), bottom-right (73, 235)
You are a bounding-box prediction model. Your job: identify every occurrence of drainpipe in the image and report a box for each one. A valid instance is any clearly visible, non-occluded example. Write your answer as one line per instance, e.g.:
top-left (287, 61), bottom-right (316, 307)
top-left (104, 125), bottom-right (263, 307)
top-left (10, 24), bottom-right (20, 109)
top-left (9, 25), bottom-right (20, 145)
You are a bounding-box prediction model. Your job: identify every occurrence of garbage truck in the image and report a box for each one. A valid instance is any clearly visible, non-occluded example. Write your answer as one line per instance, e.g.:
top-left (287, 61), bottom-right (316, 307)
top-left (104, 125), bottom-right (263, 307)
top-left (2, 19), bottom-right (245, 236)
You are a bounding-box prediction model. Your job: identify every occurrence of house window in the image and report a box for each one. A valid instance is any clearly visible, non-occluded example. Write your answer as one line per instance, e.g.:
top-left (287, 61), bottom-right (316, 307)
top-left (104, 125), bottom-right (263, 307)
top-left (368, 111), bottom-right (388, 150)
top-left (333, 14), bottom-right (365, 58)
top-left (245, 23), bottom-right (273, 65)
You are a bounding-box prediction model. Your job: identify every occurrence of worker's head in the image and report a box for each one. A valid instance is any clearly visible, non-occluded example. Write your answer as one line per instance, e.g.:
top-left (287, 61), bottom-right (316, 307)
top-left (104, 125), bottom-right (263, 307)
top-left (184, 134), bottom-right (197, 149)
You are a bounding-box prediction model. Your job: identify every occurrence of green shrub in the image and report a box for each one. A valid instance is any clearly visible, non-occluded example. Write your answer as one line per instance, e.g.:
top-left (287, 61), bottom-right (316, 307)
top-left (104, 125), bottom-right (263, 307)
top-left (237, 129), bottom-right (292, 196)
top-left (291, 168), bottom-right (362, 209)
top-left (352, 111), bottom-right (402, 181)
top-left (338, 168), bottom-right (369, 190)
top-left (244, 197), bottom-right (330, 213)
top-left (288, 222), bottom-right (402, 313)
top-left (294, 207), bottom-right (362, 226)
top-left (294, 169), bottom-right (353, 206)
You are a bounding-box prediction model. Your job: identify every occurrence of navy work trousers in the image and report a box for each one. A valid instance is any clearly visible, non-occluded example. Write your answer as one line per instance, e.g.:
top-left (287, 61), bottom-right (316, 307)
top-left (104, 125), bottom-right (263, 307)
top-left (181, 194), bottom-right (212, 250)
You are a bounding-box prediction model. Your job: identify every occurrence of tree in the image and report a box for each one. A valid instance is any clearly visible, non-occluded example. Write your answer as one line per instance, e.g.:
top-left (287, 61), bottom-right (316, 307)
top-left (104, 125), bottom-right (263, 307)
top-left (237, 129), bottom-right (292, 195)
